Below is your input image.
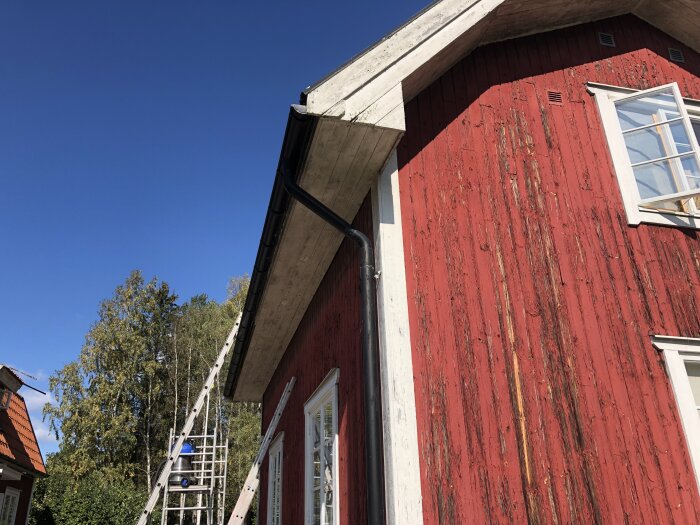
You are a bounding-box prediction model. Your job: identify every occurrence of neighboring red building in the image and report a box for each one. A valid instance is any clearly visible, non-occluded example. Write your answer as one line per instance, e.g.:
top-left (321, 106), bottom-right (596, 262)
top-left (0, 366), bottom-right (46, 525)
top-left (224, 1), bottom-right (700, 523)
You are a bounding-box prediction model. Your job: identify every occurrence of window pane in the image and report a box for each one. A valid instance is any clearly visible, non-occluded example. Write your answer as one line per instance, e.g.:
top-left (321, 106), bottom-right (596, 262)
top-left (670, 121), bottom-right (695, 155)
top-left (682, 157), bottom-right (700, 188)
top-left (313, 489), bottom-right (321, 524)
top-left (624, 121), bottom-right (693, 164)
top-left (686, 362), bottom-right (700, 406)
top-left (692, 120), bottom-right (700, 210)
top-left (323, 402), bottom-right (334, 525)
top-left (616, 88), bottom-right (680, 131)
top-left (313, 448), bottom-right (321, 489)
top-left (633, 158), bottom-right (684, 203)
top-left (325, 490), bottom-right (334, 525)
top-left (314, 411), bottom-right (321, 448)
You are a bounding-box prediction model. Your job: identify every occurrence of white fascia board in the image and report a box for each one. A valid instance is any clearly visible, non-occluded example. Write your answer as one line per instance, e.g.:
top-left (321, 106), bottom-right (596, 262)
top-left (0, 463), bottom-right (22, 481)
top-left (305, 0), bottom-right (505, 129)
top-left (304, 0), bottom-right (700, 132)
top-left (372, 151), bottom-right (424, 524)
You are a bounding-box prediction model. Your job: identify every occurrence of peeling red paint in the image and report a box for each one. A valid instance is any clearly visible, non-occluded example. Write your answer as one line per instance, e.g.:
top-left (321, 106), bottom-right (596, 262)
top-left (258, 197), bottom-right (373, 525)
top-left (399, 15), bottom-right (700, 524)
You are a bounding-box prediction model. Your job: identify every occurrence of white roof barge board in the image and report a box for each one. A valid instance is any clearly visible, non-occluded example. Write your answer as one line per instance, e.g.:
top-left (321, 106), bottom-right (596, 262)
top-left (230, 0), bottom-right (700, 401)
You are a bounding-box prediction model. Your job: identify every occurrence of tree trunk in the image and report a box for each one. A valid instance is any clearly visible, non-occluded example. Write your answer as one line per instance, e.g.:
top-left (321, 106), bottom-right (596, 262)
top-left (146, 376), bottom-right (152, 490)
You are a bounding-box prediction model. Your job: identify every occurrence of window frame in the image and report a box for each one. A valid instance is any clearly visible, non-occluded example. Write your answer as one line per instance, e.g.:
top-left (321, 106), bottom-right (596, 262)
top-left (267, 432), bottom-right (284, 525)
top-left (304, 369), bottom-right (339, 525)
top-left (653, 335), bottom-right (700, 492)
top-left (589, 81), bottom-right (700, 229)
top-left (0, 487), bottom-right (20, 525)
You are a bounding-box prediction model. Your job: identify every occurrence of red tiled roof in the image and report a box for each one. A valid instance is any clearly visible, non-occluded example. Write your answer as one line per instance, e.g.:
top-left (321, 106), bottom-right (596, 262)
top-left (0, 392), bottom-right (46, 475)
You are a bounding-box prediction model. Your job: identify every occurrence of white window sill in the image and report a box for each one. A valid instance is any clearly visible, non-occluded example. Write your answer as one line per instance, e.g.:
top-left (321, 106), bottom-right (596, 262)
top-left (632, 207), bottom-right (700, 229)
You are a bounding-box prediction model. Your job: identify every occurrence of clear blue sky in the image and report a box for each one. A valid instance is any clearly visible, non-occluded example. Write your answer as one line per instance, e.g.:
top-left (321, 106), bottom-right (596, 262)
top-left (0, 1), bottom-right (427, 454)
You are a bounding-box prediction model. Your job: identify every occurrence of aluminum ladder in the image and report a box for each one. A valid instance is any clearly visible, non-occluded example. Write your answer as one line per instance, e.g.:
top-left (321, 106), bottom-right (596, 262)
top-left (226, 376), bottom-right (296, 525)
top-left (136, 314), bottom-right (241, 525)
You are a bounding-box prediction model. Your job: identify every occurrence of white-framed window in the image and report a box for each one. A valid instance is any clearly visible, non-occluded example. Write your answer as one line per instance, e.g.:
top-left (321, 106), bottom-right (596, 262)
top-left (589, 82), bottom-right (700, 229)
top-left (653, 335), bottom-right (700, 491)
top-left (0, 487), bottom-right (20, 525)
top-left (267, 432), bottom-right (284, 525)
top-left (304, 369), bottom-right (339, 525)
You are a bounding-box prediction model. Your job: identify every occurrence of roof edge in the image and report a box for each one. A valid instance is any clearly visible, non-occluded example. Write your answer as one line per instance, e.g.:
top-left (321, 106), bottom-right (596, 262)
top-left (224, 106), bottom-right (318, 399)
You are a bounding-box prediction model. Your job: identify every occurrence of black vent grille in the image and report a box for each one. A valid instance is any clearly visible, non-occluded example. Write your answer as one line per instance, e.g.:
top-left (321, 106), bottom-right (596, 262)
top-left (598, 32), bottom-right (616, 47)
top-left (669, 48), bottom-right (685, 63)
top-left (547, 90), bottom-right (563, 105)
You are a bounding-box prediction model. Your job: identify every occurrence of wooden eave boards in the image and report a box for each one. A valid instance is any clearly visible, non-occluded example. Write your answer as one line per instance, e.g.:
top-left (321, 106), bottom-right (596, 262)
top-left (233, 0), bottom-right (700, 400)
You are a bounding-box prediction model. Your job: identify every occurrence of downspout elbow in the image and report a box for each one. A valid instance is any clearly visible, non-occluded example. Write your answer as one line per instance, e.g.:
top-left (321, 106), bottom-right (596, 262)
top-left (280, 158), bottom-right (385, 525)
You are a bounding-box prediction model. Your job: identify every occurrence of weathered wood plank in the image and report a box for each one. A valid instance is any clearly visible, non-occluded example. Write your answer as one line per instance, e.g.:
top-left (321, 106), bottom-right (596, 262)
top-left (258, 198), bottom-right (374, 525)
top-left (399, 15), bottom-right (700, 524)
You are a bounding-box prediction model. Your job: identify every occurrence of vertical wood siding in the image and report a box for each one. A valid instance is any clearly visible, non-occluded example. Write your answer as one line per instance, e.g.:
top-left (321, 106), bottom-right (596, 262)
top-left (258, 196), bottom-right (373, 525)
top-left (398, 15), bottom-right (700, 524)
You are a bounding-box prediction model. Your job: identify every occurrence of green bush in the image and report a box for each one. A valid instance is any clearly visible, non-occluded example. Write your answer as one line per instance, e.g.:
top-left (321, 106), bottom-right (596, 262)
top-left (30, 467), bottom-right (144, 525)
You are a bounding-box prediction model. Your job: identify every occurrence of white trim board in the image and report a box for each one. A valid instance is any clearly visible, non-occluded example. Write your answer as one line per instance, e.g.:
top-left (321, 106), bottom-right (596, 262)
top-left (304, 0), bottom-right (700, 130)
top-left (266, 432), bottom-right (284, 525)
top-left (372, 150), bottom-right (424, 524)
top-left (653, 336), bottom-right (700, 494)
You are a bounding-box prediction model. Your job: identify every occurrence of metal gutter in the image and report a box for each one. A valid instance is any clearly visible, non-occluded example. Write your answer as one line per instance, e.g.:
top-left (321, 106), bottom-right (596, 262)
top-left (224, 104), bottom-right (387, 524)
top-left (223, 105), bottom-right (317, 399)
top-left (280, 113), bottom-right (386, 525)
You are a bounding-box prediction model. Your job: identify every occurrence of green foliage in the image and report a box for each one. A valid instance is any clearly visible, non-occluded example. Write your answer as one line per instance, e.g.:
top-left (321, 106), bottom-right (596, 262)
top-left (33, 271), bottom-right (260, 524)
top-left (226, 402), bottom-right (261, 514)
top-left (30, 453), bottom-right (145, 525)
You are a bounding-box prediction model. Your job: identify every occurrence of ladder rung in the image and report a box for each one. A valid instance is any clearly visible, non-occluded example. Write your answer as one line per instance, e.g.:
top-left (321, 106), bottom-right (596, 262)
top-left (167, 485), bottom-right (212, 493)
top-left (165, 506), bottom-right (213, 511)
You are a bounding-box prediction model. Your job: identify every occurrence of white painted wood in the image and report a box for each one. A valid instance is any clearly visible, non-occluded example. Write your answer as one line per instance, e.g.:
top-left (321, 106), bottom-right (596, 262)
top-left (589, 82), bottom-right (700, 230)
top-left (371, 150), bottom-right (424, 525)
top-left (306, 0), bottom-right (489, 114)
top-left (304, 369), bottom-right (339, 525)
top-left (266, 432), bottom-right (284, 525)
top-left (653, 337), bottom-right (700, 493)
top-left (304, 0), bottom-right (700, 131)
top-left (234, 120), bottom-right (402, 401)
top-left (355, 83), bottom-right (406, 130)
top-left (307, 0), bottom-right (505, 127)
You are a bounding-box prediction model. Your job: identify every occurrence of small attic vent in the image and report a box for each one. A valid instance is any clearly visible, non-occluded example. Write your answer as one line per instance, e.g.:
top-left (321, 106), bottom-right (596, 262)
top-left (669, 48), bottom-right (685, 63)
top-left (547, 90), bottom-right (563, 105)
top-left (598, 32), bottom-right (616, 47)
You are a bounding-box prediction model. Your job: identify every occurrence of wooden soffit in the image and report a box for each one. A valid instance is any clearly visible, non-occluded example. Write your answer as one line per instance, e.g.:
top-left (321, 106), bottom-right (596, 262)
top-left (232, 0), bottom-right (699, 400)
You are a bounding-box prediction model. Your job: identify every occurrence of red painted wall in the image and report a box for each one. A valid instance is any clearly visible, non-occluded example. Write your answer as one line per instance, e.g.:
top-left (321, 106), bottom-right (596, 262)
top-left (398, 15), bottom-right (700, 524)
top-left (0, 474), bottom-right (36, 525)
top-left (258, 196), bottom-right (373, 524)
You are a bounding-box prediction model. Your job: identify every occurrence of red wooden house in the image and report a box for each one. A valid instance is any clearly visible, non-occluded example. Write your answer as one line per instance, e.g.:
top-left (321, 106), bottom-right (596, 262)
top-left (0, 366), bottom-right (46, 525)
top-left (224, 1), bottom-right (700, 523)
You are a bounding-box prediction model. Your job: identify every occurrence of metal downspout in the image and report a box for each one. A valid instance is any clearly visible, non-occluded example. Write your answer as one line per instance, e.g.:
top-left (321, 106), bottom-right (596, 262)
top-left (281, 161), bottom-right (386, 525)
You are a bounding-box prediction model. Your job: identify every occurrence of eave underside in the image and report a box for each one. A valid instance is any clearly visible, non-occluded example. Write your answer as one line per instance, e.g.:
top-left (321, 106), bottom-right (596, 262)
top-left (229, 0), bottom-right (700, 400)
